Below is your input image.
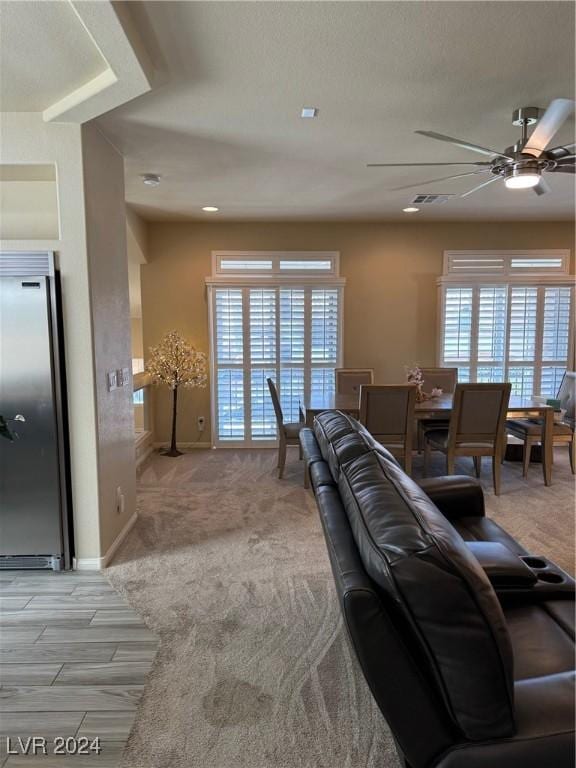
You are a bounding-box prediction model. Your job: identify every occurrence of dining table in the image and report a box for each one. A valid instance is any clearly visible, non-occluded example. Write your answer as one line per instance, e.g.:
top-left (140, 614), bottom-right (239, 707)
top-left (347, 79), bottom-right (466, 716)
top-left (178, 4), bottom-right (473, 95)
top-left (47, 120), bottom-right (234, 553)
top-left (301, 391), bottom-right (555, 486)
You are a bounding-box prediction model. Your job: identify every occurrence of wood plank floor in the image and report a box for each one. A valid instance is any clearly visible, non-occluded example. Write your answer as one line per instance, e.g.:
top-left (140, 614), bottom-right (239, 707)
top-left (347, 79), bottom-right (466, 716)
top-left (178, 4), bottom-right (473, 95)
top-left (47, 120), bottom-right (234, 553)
top-left (0, 570), bottom-right (158, 767)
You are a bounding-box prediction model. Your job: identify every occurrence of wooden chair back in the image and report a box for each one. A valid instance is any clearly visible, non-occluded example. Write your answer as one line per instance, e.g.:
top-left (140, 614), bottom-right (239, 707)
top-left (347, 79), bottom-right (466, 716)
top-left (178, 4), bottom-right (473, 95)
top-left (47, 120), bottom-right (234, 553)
top-left (448, 383), bottom-right (511, 450)
top-left (335, 368), bottom-right (374, 396)
top-left (266, 377), bottom-right (284, 429)
top-left (359, 385), bottom-right (417, 445)
top-left (420, 367), bottom-right (458, 395)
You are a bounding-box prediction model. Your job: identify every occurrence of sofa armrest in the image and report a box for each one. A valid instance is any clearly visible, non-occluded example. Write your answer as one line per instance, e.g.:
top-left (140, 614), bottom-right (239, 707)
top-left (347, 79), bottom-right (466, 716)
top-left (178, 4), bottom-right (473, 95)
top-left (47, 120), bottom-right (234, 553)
top-left (417, 476), bottom-right (485, 520)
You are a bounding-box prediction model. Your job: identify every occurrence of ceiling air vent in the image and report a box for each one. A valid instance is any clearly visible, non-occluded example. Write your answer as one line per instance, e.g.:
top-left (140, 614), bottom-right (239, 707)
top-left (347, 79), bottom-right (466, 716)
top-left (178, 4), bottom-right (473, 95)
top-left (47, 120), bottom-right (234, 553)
top-left (411, 194), bottom-right (455, 205)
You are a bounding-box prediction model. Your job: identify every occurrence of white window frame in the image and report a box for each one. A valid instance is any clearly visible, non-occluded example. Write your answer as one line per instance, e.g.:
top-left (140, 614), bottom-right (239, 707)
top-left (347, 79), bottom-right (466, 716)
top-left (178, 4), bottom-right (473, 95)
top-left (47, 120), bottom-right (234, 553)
top-left (207, 252), bottom-right (345, 448)
top-left (438, 250), bottom-right (575, 396)
top-left (212, 251), bottom-right (339, 278)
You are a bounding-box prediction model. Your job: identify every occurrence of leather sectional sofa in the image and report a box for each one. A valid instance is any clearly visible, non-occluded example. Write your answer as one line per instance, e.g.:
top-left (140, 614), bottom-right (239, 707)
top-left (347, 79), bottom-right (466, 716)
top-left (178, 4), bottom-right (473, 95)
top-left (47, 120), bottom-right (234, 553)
top-left (300, 410), bottom-right (575, 768)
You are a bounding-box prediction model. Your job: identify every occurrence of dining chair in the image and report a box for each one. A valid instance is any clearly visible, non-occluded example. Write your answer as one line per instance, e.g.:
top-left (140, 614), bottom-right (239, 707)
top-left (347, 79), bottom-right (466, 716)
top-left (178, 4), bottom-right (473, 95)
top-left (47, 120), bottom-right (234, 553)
top-left (506, 371), bottom-right (576, 477)
top-left (423, 383), bottom-right (511, 495)
top-left (267, 378), bottom-right (304, 479)
top-left (359, 385), bottom-right (417, 475)
top-left (335, 368), bottom-right (374, 396)
top-left (417, 367), bottom-right (458, 449)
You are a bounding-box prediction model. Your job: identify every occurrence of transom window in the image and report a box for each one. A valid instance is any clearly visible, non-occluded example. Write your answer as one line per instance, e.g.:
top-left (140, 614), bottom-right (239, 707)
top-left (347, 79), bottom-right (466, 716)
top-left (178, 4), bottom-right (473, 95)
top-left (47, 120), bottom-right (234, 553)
top-left (439, 251), bottom-right (574, 398)
top-left (207, 252), bottom-right (344, 446)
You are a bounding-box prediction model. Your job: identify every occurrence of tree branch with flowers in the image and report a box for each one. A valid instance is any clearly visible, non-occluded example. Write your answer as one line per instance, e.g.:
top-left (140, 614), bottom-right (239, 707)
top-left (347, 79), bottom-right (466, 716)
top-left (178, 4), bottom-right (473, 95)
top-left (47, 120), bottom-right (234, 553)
top-left (147, 331), bottom-right (207, 457)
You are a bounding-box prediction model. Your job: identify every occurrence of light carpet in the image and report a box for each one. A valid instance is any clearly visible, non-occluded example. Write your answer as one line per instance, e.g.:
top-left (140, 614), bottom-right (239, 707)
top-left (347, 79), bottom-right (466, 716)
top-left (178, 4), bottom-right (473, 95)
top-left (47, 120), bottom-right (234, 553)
top-left (107, 446), bottom-right (575, 768)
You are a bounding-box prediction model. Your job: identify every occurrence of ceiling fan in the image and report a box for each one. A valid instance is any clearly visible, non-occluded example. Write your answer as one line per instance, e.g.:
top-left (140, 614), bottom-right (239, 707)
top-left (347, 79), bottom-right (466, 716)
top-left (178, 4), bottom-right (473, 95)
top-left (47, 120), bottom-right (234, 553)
top-left (368, 99), bottom-right (575, 198)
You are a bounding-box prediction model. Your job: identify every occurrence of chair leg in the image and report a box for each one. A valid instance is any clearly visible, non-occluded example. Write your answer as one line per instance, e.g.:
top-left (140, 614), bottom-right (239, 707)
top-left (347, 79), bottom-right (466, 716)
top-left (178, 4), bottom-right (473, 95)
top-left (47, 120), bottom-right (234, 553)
top-left (570, 435), bottom-right (575, 475)
top-left (299, 442), bottom-right (303, 460)
top-left (522, 439), bottom-right (531, 478)
top-left (493, 452), bottom-right (501, 496)
top-left (278, 436), bottom-right (287, 479)
top-left (473, 456), bottom-right (481, 478)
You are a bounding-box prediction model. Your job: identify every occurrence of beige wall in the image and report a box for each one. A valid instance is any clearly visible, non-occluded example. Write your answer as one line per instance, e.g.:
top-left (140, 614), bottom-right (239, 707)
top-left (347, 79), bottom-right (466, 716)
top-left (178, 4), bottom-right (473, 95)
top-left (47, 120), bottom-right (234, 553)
top-left (82, 123), bottom-right (136, 556)
top-left (0, 179), bottom-right (59, 240)
top-left (142, 220), bottom-right (575, 444)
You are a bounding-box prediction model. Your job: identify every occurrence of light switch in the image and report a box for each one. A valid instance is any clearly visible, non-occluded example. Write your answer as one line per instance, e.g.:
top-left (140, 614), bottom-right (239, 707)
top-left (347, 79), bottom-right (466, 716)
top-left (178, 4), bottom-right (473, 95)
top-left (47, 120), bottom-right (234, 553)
top-left (116, 367), bottom-right (131, 387)
top-left (107, 371), bottom-right (118, 391)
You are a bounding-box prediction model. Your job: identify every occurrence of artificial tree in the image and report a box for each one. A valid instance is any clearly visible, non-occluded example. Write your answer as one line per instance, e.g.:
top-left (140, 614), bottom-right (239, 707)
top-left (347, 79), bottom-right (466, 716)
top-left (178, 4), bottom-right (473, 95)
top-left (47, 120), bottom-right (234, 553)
top-left (147, 331), bottom-right (207, 457)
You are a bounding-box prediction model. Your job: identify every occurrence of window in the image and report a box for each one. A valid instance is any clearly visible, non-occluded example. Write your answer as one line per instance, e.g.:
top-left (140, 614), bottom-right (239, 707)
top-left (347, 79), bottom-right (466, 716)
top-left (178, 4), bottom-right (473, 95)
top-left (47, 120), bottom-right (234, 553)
top-left (439, 251), bottom-right (573, 398)
top-left (207, 253), bottom-right (343, 445)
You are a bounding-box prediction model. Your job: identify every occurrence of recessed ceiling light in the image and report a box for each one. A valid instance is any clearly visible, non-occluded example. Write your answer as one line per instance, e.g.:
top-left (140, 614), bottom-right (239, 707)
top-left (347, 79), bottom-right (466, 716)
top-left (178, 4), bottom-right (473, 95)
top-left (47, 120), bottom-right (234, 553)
top-left (142, 174), bottom-right (160, 187)
top-left (403, 207), bottom-right (420, 213)
top-left (202, 206), bottom-right (219, 212)
top-left (301, 107), bottom-right (318, 118)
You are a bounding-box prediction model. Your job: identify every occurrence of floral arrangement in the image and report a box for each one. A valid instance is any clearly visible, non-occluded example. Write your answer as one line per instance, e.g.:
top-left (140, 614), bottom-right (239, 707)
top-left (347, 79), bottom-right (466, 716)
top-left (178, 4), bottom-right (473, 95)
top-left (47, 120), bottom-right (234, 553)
top-left (405, 365), bottom-right (443, 403)
top-left (147, 331), bottom-right (207, 456)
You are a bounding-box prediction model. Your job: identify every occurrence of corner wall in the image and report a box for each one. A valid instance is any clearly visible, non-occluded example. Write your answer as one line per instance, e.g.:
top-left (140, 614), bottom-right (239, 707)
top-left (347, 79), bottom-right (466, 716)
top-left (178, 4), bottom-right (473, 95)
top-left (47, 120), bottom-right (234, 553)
top-left (82, 123), bottom-right (136, 556)
top-left (142, 220), bottom-right (575, 444)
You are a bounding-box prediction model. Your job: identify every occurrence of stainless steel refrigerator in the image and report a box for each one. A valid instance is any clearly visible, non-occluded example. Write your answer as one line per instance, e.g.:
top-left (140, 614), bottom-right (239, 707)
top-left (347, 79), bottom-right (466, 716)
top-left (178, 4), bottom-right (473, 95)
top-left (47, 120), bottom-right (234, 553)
top-left (0, 251), bottom-right (72, 570)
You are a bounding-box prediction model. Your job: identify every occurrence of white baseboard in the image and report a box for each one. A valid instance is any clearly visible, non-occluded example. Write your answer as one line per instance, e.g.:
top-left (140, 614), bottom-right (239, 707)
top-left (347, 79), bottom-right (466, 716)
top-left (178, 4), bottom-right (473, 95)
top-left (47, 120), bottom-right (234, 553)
top-left (73, 511), bottom-right (138, 571)
top-left (73, 557), bottom-right (102, 571)
top-left (136, 444), bottom-right (155, 469)
top-left (153, 441), bottom-right (211, 450)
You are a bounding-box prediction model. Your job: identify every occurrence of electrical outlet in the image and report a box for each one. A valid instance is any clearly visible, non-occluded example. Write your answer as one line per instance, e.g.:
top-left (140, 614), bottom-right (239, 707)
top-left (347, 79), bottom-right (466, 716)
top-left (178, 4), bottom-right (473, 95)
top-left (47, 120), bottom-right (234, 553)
top-left (116, 486), bottom-right (125, 515)
top-left (197, 416), bottom-right (205, 432)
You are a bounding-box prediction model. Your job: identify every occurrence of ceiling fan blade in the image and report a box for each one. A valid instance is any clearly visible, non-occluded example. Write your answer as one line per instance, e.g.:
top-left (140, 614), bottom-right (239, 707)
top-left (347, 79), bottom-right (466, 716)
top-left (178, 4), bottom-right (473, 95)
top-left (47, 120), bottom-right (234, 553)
top-left (415, 130), bottom-right (513, 160)
top-left (523, 99), bottom-right (575, 158)
top-left (367, 161), bottom-right (490, 167)
top-left (460, 176), bottom-right (502, 198)
top-left (390, 168), bottom-right (491, 192)
top-left (532, 178), bottom-right (551, 196)
top-left (547, 143), bottom-right (575, 160)
top-left (549, 163), bottom-right (575, 174)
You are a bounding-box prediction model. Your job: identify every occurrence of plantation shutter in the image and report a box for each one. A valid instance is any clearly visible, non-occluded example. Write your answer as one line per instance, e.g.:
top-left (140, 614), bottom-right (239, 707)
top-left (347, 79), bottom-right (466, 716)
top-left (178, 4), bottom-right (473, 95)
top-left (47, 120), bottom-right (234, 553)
top-left (210, 259), bottom-right (343, 446)
top-left (441, 287), bottom-right (473, 382)
top-left (215, 289), bottom-right (245, 439)
top-left (440, 258), bottom-right (573, 398)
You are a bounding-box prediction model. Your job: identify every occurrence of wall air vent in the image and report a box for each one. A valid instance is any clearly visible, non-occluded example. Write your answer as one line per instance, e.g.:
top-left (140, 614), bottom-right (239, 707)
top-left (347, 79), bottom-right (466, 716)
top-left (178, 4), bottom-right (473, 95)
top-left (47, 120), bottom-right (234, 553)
top-left (411, 194), bottom-right (456, 205)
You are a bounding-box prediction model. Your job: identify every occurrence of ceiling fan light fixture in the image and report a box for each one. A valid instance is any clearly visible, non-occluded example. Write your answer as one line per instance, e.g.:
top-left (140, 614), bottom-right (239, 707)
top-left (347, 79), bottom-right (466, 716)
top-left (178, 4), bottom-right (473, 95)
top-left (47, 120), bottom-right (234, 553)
top-left (503, 165), bottom-right (541, 189)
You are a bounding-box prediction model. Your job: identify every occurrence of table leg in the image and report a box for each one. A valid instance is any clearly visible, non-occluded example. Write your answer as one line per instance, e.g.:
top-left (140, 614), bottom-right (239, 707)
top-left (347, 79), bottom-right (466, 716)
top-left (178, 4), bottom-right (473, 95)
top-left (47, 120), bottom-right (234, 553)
top-left (542, 407), bottom-right (553, 486)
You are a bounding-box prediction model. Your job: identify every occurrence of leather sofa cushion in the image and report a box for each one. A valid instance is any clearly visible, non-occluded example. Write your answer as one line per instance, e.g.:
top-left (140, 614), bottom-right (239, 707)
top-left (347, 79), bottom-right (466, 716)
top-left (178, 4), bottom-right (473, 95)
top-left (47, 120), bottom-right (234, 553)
top-left (504, 603), bottom-right (575, 681)
top-left (300, 427), bottom-right (323, 466)
top-left (313, 411), bottom-right (371, 480)
top-left (452, 516), bottom-right (529, 555)
top-left (545, 601), bottom-right (575, 641)
top-left (309, 461), bottom-right (336, 489)
top-left (435, 671), bottom-right (575, 768)
top-left (337, 447), bottom-right (515, 741)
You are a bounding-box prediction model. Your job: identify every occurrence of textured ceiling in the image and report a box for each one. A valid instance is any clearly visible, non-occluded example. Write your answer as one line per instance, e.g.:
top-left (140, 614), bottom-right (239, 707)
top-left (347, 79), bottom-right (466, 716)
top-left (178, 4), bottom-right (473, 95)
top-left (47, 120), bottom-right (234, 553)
top-left (0, 1), bottom-right (108, 111)
top-left (100, 2), bottom-right (571, 220)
